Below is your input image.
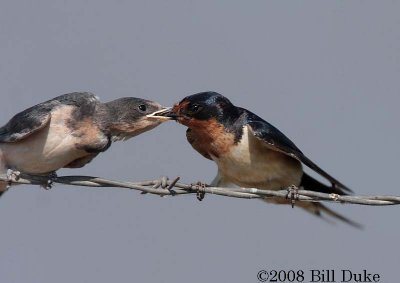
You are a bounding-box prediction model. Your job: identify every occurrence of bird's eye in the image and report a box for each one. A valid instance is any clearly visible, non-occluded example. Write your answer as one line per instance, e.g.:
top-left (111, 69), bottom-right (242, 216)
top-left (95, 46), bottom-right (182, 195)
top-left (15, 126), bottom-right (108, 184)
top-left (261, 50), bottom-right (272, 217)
top-left (138, 104), bottom-right (147, 112)
top-left (188, 104), bottom-right (202, 114)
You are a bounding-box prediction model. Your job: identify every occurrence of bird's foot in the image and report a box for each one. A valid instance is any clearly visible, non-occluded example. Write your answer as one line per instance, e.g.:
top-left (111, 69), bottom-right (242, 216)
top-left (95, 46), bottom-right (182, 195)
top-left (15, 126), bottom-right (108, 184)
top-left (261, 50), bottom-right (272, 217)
top-left (286, 184), bottom-right (299, 208)
top-left (6, 169), bottom-right (21, 188)
top-left (191, 181), bottom-right (207, 201)
top-left (41, 172), bottom-right (58, 190)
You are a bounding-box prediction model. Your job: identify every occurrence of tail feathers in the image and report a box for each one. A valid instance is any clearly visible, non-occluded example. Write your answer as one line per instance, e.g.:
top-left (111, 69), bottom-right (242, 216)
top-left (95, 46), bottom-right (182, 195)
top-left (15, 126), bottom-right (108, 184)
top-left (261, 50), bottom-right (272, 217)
top-left (298, 202), bottom-right (363, 229)
top-left (300, 172), bottom-right (349, 195)
top-left (299, 173), bottom-right (361, 228)
top-left (213, 171), bottom-right (361, 228)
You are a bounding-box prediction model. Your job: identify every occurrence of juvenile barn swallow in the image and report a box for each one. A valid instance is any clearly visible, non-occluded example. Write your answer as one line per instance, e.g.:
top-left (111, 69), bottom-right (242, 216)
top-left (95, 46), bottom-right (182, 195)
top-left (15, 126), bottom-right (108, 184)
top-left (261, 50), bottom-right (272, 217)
top-left (0, 92), bottom-right (167, 197)
top-left (155, 91), bottom-right (359, 227)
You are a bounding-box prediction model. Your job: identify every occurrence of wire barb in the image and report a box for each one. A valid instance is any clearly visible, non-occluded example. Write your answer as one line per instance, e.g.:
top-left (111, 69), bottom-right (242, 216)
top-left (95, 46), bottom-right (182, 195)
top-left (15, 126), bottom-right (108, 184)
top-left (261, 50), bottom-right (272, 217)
top-left (166, 177), bottom-right (180, 196)
top-left (191, 181), bottom-right (206, 201)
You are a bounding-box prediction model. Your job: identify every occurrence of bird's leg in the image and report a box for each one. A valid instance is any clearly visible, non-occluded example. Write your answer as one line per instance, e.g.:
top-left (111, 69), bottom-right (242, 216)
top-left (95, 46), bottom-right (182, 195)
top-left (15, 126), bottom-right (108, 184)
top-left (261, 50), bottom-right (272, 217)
top-left (41, 171), bottom-right (58, 190)
top-left (191, 181), bottom-right (207, 201)
top-left (286, 184), bottom-right (299, 208)
top-left (6, 169), bottom-right (21, 188)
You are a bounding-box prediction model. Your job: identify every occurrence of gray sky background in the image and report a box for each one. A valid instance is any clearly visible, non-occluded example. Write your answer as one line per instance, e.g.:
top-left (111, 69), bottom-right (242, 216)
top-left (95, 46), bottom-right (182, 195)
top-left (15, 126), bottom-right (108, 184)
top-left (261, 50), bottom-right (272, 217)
top-left (0, 1), bottom-right (399, 282)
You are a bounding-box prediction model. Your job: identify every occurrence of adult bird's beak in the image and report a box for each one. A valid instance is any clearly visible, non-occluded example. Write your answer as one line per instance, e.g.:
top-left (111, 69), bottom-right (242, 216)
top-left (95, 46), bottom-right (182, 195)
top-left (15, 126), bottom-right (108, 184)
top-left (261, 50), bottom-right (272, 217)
top-left (146, 107), bottom-right (178, 121)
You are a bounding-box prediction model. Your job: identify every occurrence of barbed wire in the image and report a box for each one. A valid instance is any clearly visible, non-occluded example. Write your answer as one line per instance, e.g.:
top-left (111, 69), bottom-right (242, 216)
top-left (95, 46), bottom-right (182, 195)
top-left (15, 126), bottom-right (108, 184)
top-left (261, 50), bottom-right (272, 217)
top-left (1, 173), bottom-right (400, 206)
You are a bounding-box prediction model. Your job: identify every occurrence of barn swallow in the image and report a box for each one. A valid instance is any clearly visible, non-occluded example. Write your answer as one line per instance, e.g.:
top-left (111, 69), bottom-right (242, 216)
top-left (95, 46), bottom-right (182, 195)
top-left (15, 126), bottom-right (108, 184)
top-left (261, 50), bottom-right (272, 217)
top-left (0, 92), bottom-right (168, 197)
top-left (154, 91), bottom-right (360, 227)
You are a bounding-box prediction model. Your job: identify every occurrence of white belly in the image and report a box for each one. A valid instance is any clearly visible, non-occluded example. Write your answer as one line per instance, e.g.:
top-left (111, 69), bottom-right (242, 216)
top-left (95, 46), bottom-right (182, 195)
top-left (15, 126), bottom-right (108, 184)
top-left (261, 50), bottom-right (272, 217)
top-left (212, 126), bottom-right (302, 190)
top-left (0, 106), bottom-right (88, 174)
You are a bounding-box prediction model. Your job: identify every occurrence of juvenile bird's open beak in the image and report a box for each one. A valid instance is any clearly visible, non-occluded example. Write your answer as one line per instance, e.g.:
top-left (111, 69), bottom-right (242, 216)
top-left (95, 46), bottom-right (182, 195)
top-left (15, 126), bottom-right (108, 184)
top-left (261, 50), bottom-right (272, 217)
top-left (146, 107), bottom-right (178, 121)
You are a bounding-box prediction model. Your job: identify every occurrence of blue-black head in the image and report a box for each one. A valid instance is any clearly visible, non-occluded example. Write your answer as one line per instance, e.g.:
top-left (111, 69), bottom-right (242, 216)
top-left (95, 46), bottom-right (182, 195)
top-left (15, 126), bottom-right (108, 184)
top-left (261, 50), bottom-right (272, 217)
top-left (161, 92), bottom-right (240, 127)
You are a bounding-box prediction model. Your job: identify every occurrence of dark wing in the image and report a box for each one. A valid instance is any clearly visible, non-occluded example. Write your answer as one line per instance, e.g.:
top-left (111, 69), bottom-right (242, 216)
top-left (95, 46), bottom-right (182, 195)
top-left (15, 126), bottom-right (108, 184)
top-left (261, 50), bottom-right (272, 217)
top-left (245, 110), bottom-right (352, 193)
top-left (0, 103), bottom-right (53, 142)
top-left (0, 92), bottom-right (99, 143)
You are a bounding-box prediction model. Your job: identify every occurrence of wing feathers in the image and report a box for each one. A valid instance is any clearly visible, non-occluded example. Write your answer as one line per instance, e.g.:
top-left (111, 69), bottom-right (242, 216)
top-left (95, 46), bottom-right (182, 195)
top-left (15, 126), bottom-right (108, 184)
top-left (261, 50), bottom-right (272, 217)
top-left (0, 107), bottom-right (51, 142)
top-left (246, 115), bottom-right (352, 193)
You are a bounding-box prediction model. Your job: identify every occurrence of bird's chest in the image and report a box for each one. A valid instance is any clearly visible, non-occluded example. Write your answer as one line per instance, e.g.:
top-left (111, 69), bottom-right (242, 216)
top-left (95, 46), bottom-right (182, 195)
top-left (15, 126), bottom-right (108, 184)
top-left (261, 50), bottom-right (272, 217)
top-left (212, 126), bottom-right (302, 189)
top-left (186, 120), bottom-right (237, 159)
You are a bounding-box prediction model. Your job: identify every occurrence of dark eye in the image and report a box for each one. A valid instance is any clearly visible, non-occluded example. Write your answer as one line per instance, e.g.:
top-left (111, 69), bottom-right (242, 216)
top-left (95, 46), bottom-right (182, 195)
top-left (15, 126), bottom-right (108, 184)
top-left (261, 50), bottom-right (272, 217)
top-left (188, 104), bottom-right (202, 114)
top-left (138, 104), bottom-right (147, 112)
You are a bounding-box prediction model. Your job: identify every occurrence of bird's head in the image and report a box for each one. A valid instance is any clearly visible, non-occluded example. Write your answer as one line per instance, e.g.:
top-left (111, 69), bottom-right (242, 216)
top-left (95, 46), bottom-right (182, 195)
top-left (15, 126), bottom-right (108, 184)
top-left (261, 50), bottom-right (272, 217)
top-left (151, 91), bottom-right (239, 129)
top-left (104, 97), bottom-right (169, 141)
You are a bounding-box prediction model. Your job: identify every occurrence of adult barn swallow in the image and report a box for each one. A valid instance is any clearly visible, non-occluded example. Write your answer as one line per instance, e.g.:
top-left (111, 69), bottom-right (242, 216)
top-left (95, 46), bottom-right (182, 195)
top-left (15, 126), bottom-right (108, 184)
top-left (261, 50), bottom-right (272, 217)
top-left (156, 91), bottom-right (359, 226)
top-left (0, 92), bottom-right (167, 197)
